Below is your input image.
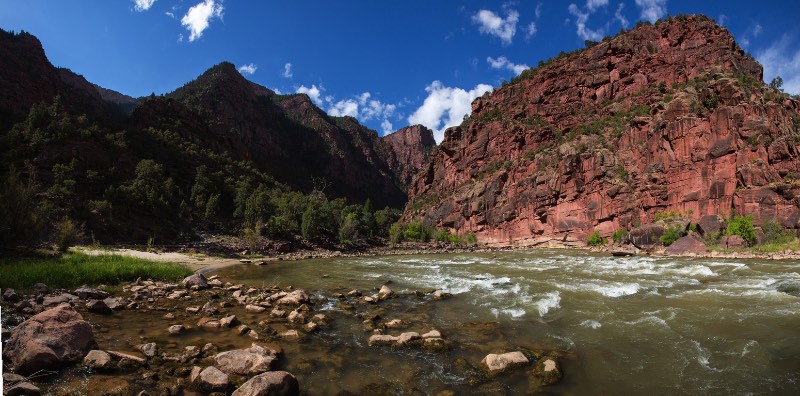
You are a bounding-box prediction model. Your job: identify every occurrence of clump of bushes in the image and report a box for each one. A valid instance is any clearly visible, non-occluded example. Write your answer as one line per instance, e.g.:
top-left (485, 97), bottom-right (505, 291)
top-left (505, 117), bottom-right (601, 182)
top-left (659, 224), bottom-right (685, 246)
top-left (587, 230), bottom-right (607, 246)
top-left (388, 221), bottom-right (477, 245)
top-left (725, 214), bottom-right (757, 245)
top-left (54, 217), bottom-right (84, 252)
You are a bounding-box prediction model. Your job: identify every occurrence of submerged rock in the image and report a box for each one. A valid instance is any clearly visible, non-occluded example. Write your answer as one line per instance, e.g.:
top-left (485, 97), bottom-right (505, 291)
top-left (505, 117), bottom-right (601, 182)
top-left (3, 305), bottom-right (97, 374)
top-left (480, 351), bottom-right (529, 374)
top-left (532, 357), bottom-right (562, 385)
top-left (232, 371), bottom-right (299, 396)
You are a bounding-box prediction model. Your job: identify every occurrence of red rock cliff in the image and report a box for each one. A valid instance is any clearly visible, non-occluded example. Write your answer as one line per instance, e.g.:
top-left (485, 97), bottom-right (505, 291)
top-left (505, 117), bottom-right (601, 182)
top-left (404, 15), bottom-right (800, 245)
top-left (381, 125), bottom-right (436, 187)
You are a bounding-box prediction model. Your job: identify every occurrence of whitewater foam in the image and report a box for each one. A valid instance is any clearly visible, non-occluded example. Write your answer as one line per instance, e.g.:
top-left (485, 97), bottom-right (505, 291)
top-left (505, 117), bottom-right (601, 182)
top-left (534, 291), bottom-right (561, 316)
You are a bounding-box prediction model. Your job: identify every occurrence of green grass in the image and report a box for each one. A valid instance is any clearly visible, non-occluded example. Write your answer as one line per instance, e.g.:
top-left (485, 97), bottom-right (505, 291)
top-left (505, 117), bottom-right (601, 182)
top-left (0, 252), bottom-right (193, 290)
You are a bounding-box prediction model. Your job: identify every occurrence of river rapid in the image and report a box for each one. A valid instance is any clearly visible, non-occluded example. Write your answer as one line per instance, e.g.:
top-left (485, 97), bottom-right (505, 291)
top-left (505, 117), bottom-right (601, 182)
top-left (215, 249), bottom-right (800, 394)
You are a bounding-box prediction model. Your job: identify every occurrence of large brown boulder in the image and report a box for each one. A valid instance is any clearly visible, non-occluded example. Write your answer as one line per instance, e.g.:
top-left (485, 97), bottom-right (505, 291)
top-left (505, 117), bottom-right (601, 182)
top-left (665, 236), bottom-right (707, 255)
top-left (232, 371), bottom-right (299, 396)
top-left (697, 215), bottom-right (723, 235)
top-left (3, 305), bottom-right (98, 374)
top-left (629, 223), bottom-right (666, 249)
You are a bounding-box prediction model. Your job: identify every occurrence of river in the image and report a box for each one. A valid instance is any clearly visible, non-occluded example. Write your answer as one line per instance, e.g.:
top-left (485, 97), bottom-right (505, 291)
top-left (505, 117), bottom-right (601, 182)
top-left (214, 249), bottom-right (800, 394)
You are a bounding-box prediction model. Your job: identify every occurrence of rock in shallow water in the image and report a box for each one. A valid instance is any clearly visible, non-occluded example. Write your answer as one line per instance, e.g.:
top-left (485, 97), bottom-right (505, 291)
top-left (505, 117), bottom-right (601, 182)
top-left (3, 305), bottom-right (97, 374)
top-left (83, 350), bottom-right (114, 370)
top-left (196, 366), bottom-right (229, 392)
top-left (480, 351), bottom-right (529, 374)
top-left (231, 371), bottom-right (299, 396)
top-left (213, 343), bottom-right (279, 375)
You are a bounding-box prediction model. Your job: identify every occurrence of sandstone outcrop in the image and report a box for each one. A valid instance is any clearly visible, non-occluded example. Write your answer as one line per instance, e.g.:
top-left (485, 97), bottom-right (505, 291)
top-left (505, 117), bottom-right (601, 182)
top-left (404, 15), bottom-right (800, 245)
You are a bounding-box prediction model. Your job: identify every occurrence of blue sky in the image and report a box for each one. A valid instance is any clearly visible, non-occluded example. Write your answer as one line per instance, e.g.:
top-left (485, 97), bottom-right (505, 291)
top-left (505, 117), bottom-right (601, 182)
top-left (1, 1), bottom-right (798, 142)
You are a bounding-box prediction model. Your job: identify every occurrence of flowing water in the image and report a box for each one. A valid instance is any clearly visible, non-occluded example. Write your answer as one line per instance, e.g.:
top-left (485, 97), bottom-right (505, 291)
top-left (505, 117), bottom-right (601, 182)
top-left (213, 249), bottom-right (800, 395)
top-left (29, 249), bottom-right (800, 395)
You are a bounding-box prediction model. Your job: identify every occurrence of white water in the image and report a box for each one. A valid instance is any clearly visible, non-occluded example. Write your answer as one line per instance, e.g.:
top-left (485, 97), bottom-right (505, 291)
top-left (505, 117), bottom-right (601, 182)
top-left (220, 249), bottom-right (800, 394)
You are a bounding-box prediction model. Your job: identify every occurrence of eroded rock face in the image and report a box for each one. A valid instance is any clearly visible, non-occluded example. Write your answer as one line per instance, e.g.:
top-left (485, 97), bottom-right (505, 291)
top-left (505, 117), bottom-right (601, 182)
top-left (382, 125), bottom-right (437, 187)
top-left (3, 305), bottom-right (98, 374)
top-left (231, 371), bottom-right (299, 396)
top-left (404, 15), bottom-right (800, 245)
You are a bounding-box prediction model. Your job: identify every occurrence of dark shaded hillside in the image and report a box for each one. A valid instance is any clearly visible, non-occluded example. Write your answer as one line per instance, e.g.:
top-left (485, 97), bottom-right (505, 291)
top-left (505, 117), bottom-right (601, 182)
top-left (0, 29), bottom-right (423, 248)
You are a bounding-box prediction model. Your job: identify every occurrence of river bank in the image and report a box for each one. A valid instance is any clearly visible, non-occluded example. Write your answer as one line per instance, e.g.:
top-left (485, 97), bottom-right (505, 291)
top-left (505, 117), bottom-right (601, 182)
top-left (1, 267), bottom-right (563, 395)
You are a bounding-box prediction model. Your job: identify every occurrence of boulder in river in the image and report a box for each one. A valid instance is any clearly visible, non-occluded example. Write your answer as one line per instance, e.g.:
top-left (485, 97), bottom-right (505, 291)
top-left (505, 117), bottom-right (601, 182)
top-left (83, 350), bottom-right (114, 370)
top-left (137, 342), bottom-right (158, 358)
top-left (3, 288), bottom-right (20, 302)
top-left (276, 290), bottom-right (310, 305)
top-left (86, 299), bottom-right (113, 315)
top-left (196, 366), bottom-right (229, 392)
top-left (73, 287), bottom-right (109, 300)
top-left (368, 334), bottom-right (398, 346)
top-left (182, 273), bottom-right (209, 290)
top-left (3, 305), bottom-right (98, 374)
top-left (532, 356), bottom-right (562, 385)
top-left (231, 371), bottom-right (299, 396)
top-left (378, 285), bottom-right (394, 300)
top-left (214, 343), bottom-right (279, 375)
top-left (480, 351), bottom-right (529, 374)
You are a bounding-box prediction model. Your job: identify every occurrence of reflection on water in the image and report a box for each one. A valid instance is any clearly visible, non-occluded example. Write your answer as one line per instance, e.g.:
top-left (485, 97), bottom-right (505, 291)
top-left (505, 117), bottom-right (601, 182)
top-left (216, 249), bottom-right (800, 394)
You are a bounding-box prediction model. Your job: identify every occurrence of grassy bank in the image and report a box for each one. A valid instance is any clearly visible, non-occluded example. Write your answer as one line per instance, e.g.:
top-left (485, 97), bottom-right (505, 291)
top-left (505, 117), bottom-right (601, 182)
top-left (0, 252), bottom-right (193, 290)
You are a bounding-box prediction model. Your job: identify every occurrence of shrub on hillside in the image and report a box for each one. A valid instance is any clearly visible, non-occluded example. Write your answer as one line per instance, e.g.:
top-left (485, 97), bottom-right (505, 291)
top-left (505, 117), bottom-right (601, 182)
top-left (587, 230), bottom-right (607, 246)
top-left (725, 215), bottom-right (757, 245)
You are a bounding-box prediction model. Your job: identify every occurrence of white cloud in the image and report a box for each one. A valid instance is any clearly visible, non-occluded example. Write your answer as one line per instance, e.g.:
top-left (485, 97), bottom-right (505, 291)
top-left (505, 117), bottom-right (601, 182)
top-left (381, 119), bottom-right (393, 135)
top-left (757, 34), bottom-right (800, 95)
top-left (615, 3), bottom-right (629, 28)
top-left (134, 0), bottom-right (156, 12)
top-left (753, 23), bottom-right (763, 37)
top-left (296, 85), bottom-right (323, 105)
top-left (472, 8), bottom-right (519, 45)
top-left (165, 11), bottom-right (175, 18)
top-left (327, 92), bottom-right (396, 122)
top-left (283, 63), bottom-right (293, 78)
top-left (525, 22), bottom-right (537, 39)
top-left (408, 81), bottom-right (493, 143)
top-left (634, 0), bottom-right (667, 23)
top-left (535, 3), bottom-right (542, 18)
top-left (487, 56), bottom-right (529, 75)
top-left (238, 63), bottom-right (257, 75)
top-left (586, 0), bottom-right (608, 12)
top-left (717, 14), bottom-right (728, 26)
top-left (568, 3), bottom-right (604, 41)
top-left (181, 0), bottom-right (224, 42)
top-left (328, 99), bottom-right (359, 117)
